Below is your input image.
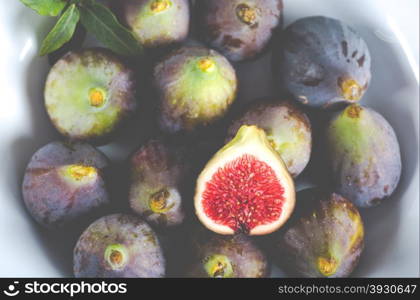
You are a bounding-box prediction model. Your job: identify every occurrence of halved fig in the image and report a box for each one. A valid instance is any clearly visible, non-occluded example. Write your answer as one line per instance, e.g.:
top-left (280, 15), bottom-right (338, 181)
top-left (194, 125), bottom-right (295, 235)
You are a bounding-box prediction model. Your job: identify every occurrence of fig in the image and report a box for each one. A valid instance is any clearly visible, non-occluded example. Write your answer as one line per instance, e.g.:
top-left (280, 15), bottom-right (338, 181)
top-left (195, 0), bottom-right (283, 62)
top-left (272, 189), bottom-right (364, 278)
top-left (272, 16), bottom-right (371, 108)
top-left (187, 232), bottom-right (269, 278)
top-left (45, 48), bottom-right (138, 144)
top-left (74, 214), bottom-right (165, 277)
top-left (154, 46), bottom-right (238, 133)
top-left (195, 125), bottom-right (295, 236)
top-left (22, 141), bottom-right (109, 228)
top-left (326, 104), bottom-right (402, 207)
top-left (129, 139), bottom-right (188, 227)
top-left (226, 100), bottom-right (312, 178)
top-left (117, 0), bottom-right (190, 49)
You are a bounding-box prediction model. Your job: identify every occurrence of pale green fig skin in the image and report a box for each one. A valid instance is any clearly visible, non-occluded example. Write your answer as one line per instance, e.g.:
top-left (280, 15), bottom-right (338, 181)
top-left (74, 214), bottom-right (165, 278)
top-left (226, 101), bottom-right (312, 178)
top-left (275, 189), bottom-right (364, 278)
top-left (45, 48), bottom-right (137, 144)
top-left (129, 139), bottom-right (187, 227)
top-left (187, 231), bottom-right (269, 278)
top-left (119, 0), bottom-right (190, 48)
top-left (154, 46), bottom-right (238, 133)
top-left (326, 104), bottom-right (402, 207)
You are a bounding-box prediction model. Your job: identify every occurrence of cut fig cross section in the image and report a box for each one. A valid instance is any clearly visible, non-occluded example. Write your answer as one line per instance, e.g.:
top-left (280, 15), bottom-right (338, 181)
top-left (195, 125), bottom-right (295, 235)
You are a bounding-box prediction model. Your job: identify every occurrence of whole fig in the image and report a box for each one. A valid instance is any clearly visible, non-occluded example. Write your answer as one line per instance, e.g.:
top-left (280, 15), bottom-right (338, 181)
top-left (326, 104), bottom-right (402, 207)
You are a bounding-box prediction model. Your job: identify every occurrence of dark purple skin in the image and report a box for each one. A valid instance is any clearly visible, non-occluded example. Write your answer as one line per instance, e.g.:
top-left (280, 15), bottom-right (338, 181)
top-left (129, 139), bottom-right (189, 227)
top-left (187, 230), bottom-right (269, 278)
top-left (22, 141), bottom-right (109, 228)
top-left (74, 214), bottom-right (165, 278)
top-left (271, 189), bottom-right (364, 278)
top-left (272, 16), bottom-right (371, 108)
top-left (45, 48), bottom-right (138, 145)
top-left (196, 0), bottom-right (283, 62)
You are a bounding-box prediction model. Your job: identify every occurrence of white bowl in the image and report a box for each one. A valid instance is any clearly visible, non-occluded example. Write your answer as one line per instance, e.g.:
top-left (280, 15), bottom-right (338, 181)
top-left (0, 0), bottom-right (418, 277)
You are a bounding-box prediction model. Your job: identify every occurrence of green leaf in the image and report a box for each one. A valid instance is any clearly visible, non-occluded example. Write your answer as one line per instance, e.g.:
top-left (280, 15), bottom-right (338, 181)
top-left (20, 0), bottom-right (68, 17)
top-left (39, 4), bottom-right (80, 56)
top-left (79, 1), bottom-right (142, 57)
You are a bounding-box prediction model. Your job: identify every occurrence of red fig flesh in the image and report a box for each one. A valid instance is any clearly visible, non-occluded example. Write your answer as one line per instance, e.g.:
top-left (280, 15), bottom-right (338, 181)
top-left (195, 125), bottom-right (295, 235)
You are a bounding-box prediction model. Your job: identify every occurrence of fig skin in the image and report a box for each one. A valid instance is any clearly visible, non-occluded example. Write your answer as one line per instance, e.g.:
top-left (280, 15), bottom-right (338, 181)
top-left (272, 16), bottom-right (371, 108)
top-left (129, 139), bottom-right (188, 227)
top-left (272, 189), bottom-right (364, 278)
top-left (196, 0), bottom-right (283, 62)
top-left (22, 141), bottom-right (109, 228)
top-left (154, 46), bottom-right (238, 133)
top-left (116, 0), bottom-right (190, 49)
top-left (187, 230), bottom-right (269, 278)
top-left (226, 100), bottom-right (312, 178)
top-left (74, 214), bottom-right (165, 278)
top-left (45, 48), bottom-right (138, 145)
top-left (326, 104), bottom-right (402, 207)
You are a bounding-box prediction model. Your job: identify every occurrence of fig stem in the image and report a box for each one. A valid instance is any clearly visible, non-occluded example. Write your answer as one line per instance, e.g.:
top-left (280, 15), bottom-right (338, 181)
top-left (149, 189), bottom-right (170, 213)
top-left (197, 58), bottom-right (216, 73)
top-left (68, 165), bottom-right (96, 181)
top-left (89, 87), bottom-right (106, 107)
top-left (340, 78), bottom-right (362, 101)
top-left (110, 250), bottom-right (123, 265)
top-left (345, 104), bottom-right (363, 119)
top-left (204, 255), bottom-right (233, 278)
top-left (104, 244), bottom-right (128, 270)
top-left (236, 4), bottom-right (257, 25)
top-left (317, 256), bottom-right (338, 277)
top-left (150, 0), bottom-right (171, 13)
